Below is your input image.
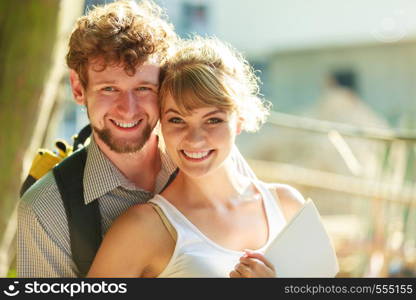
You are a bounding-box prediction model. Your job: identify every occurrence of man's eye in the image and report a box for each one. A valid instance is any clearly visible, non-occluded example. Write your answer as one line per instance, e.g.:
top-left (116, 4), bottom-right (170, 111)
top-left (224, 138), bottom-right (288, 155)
top-left (102, 87), bottom-right (115, 92)
top-left (137, 87), bottom-right (151, 91)
top-left (168, 117), bottom-right (184, 124)
top-left (207, 118), bottom-right (223, 124)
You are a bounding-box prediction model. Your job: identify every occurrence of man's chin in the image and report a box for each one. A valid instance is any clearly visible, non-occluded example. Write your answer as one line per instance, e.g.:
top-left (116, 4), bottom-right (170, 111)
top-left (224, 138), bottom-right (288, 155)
top-left (106, 140), bottom-right (146, 153)
top-left (93, 125), bottom-right (152, 154)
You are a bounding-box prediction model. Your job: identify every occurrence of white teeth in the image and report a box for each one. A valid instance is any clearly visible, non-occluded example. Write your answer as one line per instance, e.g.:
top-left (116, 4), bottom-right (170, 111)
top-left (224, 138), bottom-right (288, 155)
top-left (114, 120), bottom-right (139, 128)
top-left (183, 150), bottom-right (210, 159)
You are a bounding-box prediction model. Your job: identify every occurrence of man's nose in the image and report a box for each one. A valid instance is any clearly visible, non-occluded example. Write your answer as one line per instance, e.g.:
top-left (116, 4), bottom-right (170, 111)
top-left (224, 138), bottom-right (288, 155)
top-left (117, 91), bottom-right (138, 114)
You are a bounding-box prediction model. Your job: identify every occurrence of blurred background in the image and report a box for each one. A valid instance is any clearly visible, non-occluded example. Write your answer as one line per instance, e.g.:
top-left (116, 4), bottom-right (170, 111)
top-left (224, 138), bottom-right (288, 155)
top-left (1, 0), bottom-right (416, 277)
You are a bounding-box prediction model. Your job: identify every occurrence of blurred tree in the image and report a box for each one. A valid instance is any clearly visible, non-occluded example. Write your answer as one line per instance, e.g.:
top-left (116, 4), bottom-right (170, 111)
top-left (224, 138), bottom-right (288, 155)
top-left (0, 0), bottom-right (84, 275)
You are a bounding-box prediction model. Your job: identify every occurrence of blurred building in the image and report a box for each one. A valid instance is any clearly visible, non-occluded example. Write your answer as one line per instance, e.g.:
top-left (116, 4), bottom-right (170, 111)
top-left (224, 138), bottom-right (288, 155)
top-left (161, 0), bottom-right (416, 128)
top-left (266, 41), bottom-right (416, 128)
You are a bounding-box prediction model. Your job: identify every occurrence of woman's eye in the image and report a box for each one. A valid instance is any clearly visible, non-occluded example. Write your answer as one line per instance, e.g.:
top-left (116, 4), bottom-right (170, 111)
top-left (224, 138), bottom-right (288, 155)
top-left (168, 117), bottom-right (184, 124)
top-left (207, 118), bottom-right (223, 124)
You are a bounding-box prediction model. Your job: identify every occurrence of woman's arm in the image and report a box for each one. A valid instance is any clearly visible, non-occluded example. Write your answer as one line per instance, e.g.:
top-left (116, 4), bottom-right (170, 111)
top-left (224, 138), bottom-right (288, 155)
top-left (87, 204), bottom-right (168, 277)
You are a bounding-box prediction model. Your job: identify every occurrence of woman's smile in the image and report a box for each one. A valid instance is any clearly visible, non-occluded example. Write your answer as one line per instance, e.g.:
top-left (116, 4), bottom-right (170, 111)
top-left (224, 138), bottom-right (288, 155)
top-left (181, 149), bottom-right (215, 161)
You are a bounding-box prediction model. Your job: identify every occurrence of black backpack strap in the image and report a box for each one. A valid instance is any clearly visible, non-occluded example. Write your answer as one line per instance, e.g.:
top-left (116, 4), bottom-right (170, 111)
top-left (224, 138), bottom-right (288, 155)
top-left (160, 168), bottom-right (179, 193)
top-left (73, 124), bottom-right (92, 151)
top-left (52, 147), bottom-right (102, 277)
top-left (20, 175), bottom-right (36, 197)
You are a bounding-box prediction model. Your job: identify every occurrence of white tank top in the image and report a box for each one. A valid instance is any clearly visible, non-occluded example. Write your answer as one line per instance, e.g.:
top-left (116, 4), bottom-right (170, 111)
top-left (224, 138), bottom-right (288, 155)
top-left (148, 180), bottom-right (286, 278)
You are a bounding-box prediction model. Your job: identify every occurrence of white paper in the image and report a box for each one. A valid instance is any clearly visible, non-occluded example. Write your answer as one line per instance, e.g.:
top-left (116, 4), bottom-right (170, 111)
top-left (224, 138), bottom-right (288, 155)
top-left (264, 199), bottom-right (339, 277)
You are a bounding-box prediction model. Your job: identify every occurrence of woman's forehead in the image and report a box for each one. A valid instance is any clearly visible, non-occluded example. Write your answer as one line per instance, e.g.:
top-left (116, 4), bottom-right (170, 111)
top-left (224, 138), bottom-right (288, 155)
top-left (163, 96), bottom-right (229, 115)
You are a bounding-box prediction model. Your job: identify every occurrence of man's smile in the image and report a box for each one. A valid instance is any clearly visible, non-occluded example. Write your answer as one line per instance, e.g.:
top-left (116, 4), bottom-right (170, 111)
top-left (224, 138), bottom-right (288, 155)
top-left (110, 119), bottom-right (143, 131)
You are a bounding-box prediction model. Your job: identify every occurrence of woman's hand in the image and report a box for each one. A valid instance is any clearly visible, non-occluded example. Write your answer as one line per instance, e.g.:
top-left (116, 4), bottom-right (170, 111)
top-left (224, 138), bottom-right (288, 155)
top-left (229, 250), bottom-right (276, 278)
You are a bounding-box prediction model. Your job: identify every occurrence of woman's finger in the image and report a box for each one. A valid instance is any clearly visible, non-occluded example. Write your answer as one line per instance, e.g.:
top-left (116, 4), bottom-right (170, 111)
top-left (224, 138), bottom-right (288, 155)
top-left (243, 249), bottom-right (275, 271)
top-left (235, 262), bottom-right (252, 278)
top-left (229, 270), bottom-right (241, 278)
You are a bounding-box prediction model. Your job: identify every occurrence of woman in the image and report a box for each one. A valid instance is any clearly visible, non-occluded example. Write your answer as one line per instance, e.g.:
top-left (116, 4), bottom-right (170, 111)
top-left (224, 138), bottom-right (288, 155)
top-left (87, 37), bottom-right (306, 278)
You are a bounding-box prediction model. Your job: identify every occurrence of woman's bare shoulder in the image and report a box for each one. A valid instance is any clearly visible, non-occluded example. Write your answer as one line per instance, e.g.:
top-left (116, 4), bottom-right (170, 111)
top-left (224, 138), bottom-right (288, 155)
top-left (87, 203), bottom-right (168, 277)
top-left (268, 183), bottom-right (305, 222)
top-left (111, 203), bottom-right (165, 238)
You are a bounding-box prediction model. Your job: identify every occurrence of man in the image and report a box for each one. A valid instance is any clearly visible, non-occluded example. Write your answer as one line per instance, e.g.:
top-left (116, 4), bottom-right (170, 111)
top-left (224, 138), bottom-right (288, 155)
top-left (17, 0), bottom-right (178, 277)
top-left (17, 0), bottom-right (254, 278)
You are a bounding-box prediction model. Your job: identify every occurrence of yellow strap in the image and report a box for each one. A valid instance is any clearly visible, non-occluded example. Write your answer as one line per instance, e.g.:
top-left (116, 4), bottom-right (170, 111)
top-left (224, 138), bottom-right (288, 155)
top-left (29, 150), bottom-right (62, 179)
top-left (149, 202), bottom-right (177, 242)
top-left (29, 140), bottom-right (73, 180)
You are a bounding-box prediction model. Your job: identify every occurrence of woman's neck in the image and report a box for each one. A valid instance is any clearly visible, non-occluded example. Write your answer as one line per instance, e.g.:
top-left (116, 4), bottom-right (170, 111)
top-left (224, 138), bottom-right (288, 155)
top-left (165, 158), bottom-right (257, 210)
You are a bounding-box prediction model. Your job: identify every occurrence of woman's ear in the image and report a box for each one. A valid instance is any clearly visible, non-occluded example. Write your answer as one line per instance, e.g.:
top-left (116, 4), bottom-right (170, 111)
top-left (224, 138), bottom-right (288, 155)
top-left (69, 69), bottom-right (86, 105)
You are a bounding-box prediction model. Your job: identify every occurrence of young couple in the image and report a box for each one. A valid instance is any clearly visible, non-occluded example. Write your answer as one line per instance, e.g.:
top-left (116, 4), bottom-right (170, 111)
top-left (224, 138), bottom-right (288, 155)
top-left (18, 0), bottom-right (305, 278)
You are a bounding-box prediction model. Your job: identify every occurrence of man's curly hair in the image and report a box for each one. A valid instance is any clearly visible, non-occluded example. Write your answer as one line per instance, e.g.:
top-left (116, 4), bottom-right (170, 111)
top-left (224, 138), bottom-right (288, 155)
top-left (66, 0), bottom-right (176, 88)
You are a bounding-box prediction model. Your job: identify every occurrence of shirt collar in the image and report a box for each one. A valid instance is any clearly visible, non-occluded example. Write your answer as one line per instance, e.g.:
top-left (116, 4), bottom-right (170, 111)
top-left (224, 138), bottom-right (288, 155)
top-left (83, 138), bottom-right (124, 204)
top-left (83, 135), bottom-right (177, 205)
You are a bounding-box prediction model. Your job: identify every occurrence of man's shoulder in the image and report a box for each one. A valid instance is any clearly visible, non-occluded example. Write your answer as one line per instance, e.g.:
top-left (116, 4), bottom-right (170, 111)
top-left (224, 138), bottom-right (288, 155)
top-left (19, 171), bottom-right (63, 214)
top-left (20, 145), bottom-right (89, 210)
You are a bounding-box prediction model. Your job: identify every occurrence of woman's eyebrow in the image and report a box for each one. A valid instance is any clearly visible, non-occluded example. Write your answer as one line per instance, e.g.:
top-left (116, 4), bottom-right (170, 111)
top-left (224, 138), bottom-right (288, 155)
top-left (203, 109), bottom-right (225, 118)
top-left (164, 108), bottom-right (182, 115)
top-left (164, 108), bottom-right (225, 116)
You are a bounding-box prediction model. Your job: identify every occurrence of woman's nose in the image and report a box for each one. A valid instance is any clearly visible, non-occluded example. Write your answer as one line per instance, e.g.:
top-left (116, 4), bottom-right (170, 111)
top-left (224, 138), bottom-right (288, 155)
top-left (184, 126), bottom-right (206, 146)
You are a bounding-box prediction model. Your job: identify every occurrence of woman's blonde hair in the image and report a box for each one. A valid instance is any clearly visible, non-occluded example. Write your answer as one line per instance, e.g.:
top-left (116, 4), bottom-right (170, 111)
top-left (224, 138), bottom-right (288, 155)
top-left (159, 36), bottom-right (270, 132)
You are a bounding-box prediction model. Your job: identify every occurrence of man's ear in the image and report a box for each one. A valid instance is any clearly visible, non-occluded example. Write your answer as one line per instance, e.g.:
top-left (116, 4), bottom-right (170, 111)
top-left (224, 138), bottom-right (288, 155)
top-left (69, 69), bottom-right (86, 105)
top-left (236, 117), bottom-right (244, 135)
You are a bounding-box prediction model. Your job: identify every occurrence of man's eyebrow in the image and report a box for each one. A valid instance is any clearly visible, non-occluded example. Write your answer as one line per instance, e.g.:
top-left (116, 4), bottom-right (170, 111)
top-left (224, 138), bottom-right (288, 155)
top-left (92, 80), bottom-right (159, 87)
top-left (140, 80), bottom-right (159, 87)
top-left (93, 80), bottom-right (117, 85)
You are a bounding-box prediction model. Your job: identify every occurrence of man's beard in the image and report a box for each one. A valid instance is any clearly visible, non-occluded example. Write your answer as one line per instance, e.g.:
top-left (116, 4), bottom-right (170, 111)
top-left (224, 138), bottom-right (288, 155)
top-left (93, 123), bottom-right (152, 153)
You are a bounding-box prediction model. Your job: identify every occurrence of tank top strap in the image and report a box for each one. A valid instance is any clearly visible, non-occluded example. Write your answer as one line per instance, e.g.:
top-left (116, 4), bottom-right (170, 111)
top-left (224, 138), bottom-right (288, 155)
top-left (148, 195), bottom-right (188, 235)
top-left (252, 179), bottom-right (287, 240)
